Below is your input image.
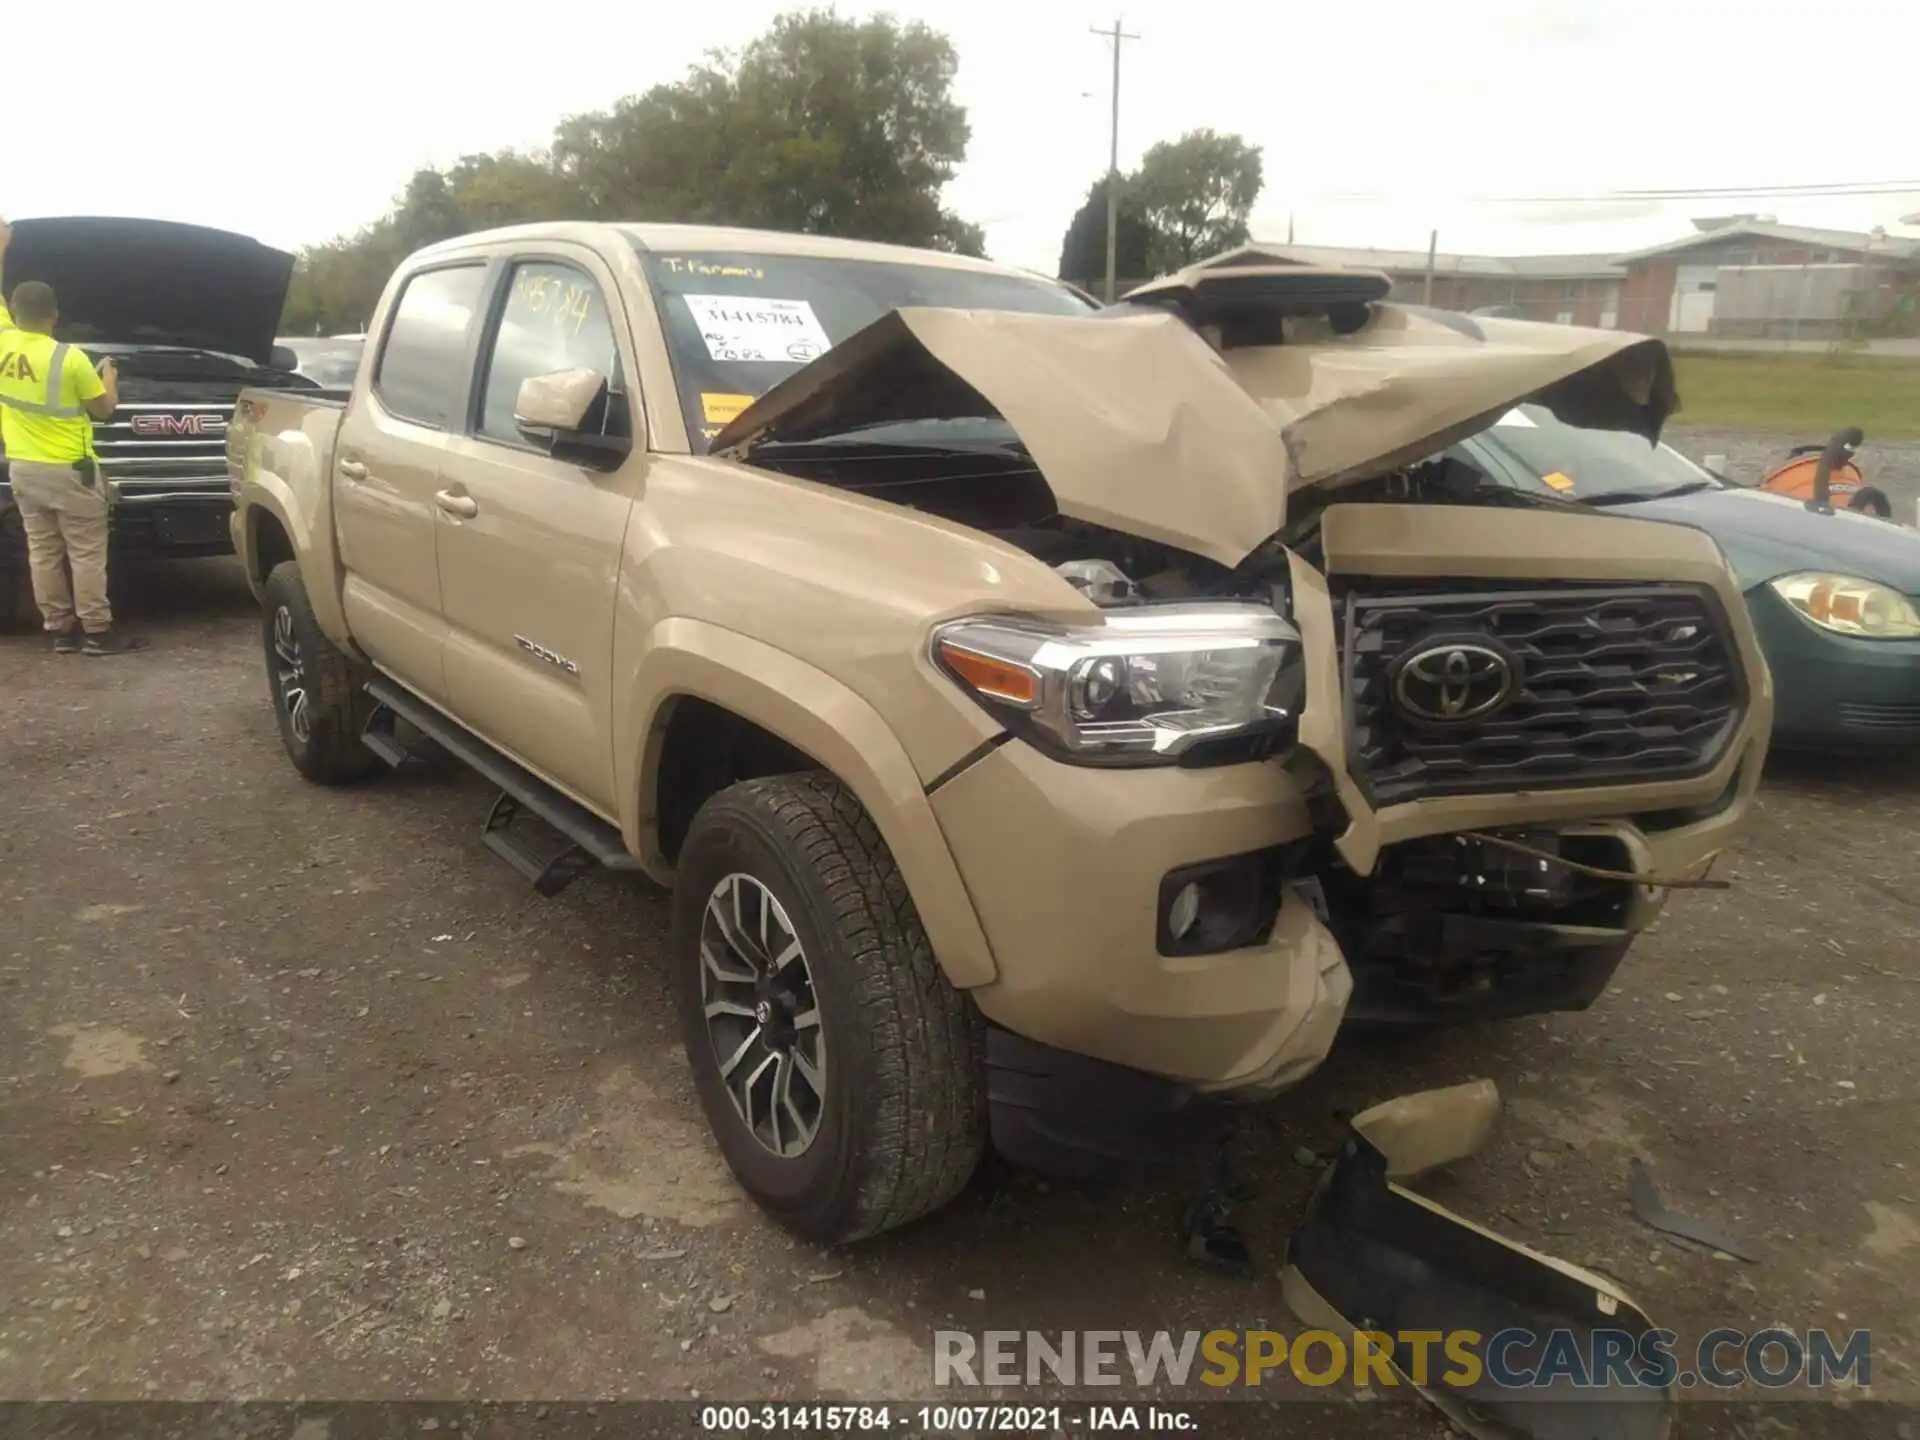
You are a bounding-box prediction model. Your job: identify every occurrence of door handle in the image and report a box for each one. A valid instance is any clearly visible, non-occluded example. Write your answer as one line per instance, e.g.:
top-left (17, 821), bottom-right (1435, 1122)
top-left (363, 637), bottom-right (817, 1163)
top-left (338, 458), bottom-right (368, 481)
top-left (434, 489), bottom-right (479, 519)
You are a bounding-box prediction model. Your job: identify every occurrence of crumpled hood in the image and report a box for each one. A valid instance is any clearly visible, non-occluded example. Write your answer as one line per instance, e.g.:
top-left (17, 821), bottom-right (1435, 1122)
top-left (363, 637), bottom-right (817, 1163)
top-left (5, 217), bottom-right (295, 365)
top-left (713, 276), bottom-right (1675, 567)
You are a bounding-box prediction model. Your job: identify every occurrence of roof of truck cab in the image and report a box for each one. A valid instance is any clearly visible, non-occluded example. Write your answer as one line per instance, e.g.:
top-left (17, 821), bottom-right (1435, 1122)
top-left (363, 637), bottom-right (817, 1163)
top-left (409, 221), bottom-right (1030, 277)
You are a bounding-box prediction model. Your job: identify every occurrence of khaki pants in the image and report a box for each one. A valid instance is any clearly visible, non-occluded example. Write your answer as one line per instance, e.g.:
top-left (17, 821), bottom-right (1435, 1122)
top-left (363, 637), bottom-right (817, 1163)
top-left (10, 460), bottom-right (112, 634)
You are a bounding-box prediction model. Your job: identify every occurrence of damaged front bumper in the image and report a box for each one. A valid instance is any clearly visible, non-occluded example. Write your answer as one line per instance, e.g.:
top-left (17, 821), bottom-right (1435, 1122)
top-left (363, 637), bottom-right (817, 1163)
top-left (938, 503), bottom-right (1769, 1096)
top-left (1317, 775), bottom-right (1758, 1028)
top-left (1288, 502), bottom-right (1770, 1028)
top-left (1282, 1082), bottom-right (1676, 1440)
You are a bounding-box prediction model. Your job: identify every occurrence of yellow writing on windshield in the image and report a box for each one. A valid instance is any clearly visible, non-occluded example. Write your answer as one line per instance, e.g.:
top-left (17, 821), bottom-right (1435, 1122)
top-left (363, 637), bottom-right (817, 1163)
top-left (658, 256), bottom-right (767, 281)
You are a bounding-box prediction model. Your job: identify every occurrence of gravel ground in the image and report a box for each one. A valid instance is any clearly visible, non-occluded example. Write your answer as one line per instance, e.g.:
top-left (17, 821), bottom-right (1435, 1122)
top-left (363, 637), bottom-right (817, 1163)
top-left (2, 555), bottom-right (1918, 1436)
top-left (1666, 424), bottom-right (1920, 521)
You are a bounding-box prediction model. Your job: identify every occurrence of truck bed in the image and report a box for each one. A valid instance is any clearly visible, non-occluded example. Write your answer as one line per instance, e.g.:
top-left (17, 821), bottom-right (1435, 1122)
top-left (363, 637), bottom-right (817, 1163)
top-left (263, 389), bottom-right (350, 409)
top-left (231, 386), bottom-right (351, 446)
top-left (227, 387), bottom-right (354, 601)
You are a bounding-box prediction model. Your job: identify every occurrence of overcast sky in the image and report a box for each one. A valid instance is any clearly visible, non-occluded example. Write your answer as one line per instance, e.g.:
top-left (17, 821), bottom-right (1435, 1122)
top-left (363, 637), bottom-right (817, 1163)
top-left (6, 0), bottom-right (1918, 272)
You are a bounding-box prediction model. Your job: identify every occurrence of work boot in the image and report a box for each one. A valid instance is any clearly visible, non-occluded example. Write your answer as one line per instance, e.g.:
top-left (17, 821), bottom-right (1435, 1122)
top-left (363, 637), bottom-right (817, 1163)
top-left (82, 628), bottom-right (150, 657)
top-left (51, 624), bottom-right (85, 654)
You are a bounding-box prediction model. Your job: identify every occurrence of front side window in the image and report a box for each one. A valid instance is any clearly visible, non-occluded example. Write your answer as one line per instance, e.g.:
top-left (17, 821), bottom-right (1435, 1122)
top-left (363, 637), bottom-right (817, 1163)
top-left (477, 261), bottom-right (623, 445)
top-left (373, 265), bottom-right (487, 427)
top-left (633, 246), bottom-right (1093, 451)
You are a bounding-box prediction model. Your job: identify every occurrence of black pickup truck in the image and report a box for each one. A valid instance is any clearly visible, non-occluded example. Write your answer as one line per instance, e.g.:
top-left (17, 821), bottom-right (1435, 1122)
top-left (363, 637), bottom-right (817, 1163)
top-left (1, 217), bottom-right (321, 621)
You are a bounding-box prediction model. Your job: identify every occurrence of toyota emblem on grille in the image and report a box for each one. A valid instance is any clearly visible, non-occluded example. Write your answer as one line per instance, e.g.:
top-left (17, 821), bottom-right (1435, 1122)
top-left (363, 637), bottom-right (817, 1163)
top-left (1392, 641), bottom-right (1517, 722)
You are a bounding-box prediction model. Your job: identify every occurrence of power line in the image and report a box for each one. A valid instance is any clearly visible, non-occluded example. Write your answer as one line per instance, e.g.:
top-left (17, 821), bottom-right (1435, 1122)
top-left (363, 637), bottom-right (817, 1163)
top-left (1091, 17), bottom-right (1141, 302)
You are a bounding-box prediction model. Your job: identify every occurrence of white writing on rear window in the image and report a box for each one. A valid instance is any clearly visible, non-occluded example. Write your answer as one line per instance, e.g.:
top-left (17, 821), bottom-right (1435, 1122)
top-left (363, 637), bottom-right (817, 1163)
top-left (682, 295), bottom-right (833, 364)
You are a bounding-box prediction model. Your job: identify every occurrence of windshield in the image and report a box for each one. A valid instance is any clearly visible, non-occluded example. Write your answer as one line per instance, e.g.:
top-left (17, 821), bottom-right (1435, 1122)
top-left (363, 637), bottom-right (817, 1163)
top-left (1480, 403), bottom-right (1721, 500)
top-left (634, 247), bottom-right (1094, 452)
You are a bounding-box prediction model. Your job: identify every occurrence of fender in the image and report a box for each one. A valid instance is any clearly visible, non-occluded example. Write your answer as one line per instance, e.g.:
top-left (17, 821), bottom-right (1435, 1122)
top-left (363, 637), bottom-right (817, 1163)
top-left (617, 617), bottom-right (999, 988)
top-left (231, 407), bottom-right (354, 649)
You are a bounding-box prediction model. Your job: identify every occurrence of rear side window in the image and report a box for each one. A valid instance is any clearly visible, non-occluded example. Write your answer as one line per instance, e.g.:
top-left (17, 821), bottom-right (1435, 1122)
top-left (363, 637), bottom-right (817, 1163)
top-left (373, 265), bottom-right (486, 427)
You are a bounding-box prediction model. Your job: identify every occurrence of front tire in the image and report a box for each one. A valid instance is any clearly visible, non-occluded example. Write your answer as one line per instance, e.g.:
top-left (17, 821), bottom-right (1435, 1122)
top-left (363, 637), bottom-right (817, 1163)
top-left (261, 562), bottom-right (381, 784)
top-left (671, 772), bottom-right (985, 1244)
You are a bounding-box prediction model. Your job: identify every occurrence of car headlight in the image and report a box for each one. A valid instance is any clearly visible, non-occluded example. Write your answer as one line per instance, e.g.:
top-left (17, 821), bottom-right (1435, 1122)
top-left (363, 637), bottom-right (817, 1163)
top-left (1767, 572), bottom-right (1920, 639)
top-left (931, 602), bottom-right (1302, 766)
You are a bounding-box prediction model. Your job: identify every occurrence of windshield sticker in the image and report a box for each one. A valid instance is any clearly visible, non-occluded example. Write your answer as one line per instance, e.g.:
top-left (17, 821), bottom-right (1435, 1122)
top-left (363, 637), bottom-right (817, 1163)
top-left (1542, 470), bottom-right (1576, 493)
top-left (683, 295), bottom-right (832, 364)
top-left (701, 392), bottom-right (756, 426)
top-left (1495, 408), bottom-right (1537, 428)
top-left (656, 257), bottom-right (767, 282)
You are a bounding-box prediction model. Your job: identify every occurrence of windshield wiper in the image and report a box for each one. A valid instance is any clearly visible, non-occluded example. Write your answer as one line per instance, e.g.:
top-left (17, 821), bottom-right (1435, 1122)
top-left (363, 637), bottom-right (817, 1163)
top-left (1578, 480), bottom-right (1719, 507)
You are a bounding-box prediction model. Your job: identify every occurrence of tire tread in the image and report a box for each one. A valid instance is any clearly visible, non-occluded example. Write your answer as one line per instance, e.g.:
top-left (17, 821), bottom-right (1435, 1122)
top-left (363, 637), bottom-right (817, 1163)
top-left (696, 772), bottom-right (985, 1242)
top-left (262, 561), bottom-right (380, 784)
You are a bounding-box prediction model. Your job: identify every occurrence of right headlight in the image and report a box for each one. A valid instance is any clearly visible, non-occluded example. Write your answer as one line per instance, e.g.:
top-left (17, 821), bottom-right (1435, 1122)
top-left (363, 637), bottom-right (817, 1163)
top-left (1767, 572), bottom-right (1920, 639)
top-left (931, 602), bottom-right (1302, 766)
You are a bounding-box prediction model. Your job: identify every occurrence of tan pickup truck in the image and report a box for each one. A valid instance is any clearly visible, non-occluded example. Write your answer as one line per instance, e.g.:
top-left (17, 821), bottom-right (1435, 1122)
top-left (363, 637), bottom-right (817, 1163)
top-left (228, 223), bottom-right (1771, 1243)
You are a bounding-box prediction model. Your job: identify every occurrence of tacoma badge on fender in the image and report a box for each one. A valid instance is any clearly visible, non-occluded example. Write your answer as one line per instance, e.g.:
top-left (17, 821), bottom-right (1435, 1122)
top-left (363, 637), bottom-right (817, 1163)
top-left (514, 635), bottom-right (581, 675)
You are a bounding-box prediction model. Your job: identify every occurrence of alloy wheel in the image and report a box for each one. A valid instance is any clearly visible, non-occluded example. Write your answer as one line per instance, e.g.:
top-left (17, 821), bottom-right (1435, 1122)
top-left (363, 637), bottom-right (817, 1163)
top-left (272, 606), bottom-right (311, 745)
top-left (699, 872), bottom-right (826, 1158)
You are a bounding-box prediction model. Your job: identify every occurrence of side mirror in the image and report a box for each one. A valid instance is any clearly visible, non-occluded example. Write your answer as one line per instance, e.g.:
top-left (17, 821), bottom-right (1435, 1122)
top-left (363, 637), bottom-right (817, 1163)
top-left (513, 368), bottom-right (631, 471)
top-left (269, 345), bottom-right (300, 372)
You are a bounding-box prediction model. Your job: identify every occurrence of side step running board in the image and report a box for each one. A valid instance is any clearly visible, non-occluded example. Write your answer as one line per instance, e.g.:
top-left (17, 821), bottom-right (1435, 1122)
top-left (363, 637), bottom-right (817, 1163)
top-left (362, 677), bottom-right (639, 897)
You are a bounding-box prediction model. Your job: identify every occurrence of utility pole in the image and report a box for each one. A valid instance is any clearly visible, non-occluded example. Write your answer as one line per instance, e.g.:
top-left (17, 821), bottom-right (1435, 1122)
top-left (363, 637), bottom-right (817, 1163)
top-left (1422, 229), bottom-right (1438, 306)
top-left (1092, 17), bottom-right (1141, 302)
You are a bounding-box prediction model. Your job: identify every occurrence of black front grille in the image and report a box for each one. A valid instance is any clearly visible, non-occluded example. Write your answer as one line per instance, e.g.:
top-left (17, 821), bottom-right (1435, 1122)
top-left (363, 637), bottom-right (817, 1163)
top-left (94, 403), bottom-right (232, 499)
top-left (1341, 582), bottom-right (1745, 806)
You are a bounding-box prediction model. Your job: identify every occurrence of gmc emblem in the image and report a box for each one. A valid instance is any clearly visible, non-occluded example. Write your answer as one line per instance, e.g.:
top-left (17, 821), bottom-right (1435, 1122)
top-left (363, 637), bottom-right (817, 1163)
top-left (130, 413), bottom-right (228, 438)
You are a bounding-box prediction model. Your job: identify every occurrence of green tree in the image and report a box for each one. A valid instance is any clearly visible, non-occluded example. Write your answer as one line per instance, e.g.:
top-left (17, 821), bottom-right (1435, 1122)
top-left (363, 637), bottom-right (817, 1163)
top-left (443, 151), bottom-right (583, 228)
top-left (1056, 174), bottom-right (1152, 285)
top-left (280, 8), bottom-right (988, 333)
top-left (281, 220), bottom-right (408, 334)
top-left (552, 9), bottom-right (977, 246)
top-left (1132, 129), bottom-right (1264, 272)
top-left (392, 169), bottom-right (468, 253)
top-left (931, 212), bottom-right (988, 257)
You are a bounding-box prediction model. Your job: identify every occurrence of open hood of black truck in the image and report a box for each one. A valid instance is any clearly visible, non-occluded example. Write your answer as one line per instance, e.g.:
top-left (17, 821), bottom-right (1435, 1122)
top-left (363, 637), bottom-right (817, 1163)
top-left (6, 217), bottom-right (295, 366)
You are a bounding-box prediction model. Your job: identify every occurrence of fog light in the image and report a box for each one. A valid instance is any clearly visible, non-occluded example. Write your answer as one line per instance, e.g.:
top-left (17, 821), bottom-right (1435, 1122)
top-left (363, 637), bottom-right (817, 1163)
top-left (1156, 850), bottom-right (1284, 957)
top-left (1168, 882), bottom-right (1202, 941)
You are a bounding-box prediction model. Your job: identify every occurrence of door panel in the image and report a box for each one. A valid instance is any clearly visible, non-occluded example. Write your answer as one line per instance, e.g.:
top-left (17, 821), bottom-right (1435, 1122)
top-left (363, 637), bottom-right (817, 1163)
top-left (436, 450), bottom-right (634, 809)
top-left (332, 261), bottom-right (491, 703)
top-left (335, 400), bottom-right (456, 701)
top-left (436, 255), bottom-right (637, 813)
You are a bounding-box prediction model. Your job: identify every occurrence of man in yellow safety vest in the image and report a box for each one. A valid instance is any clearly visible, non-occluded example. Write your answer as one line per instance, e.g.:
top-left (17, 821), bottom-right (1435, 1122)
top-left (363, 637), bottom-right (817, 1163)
top-left (0, 218), bottom-right (148, 654)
